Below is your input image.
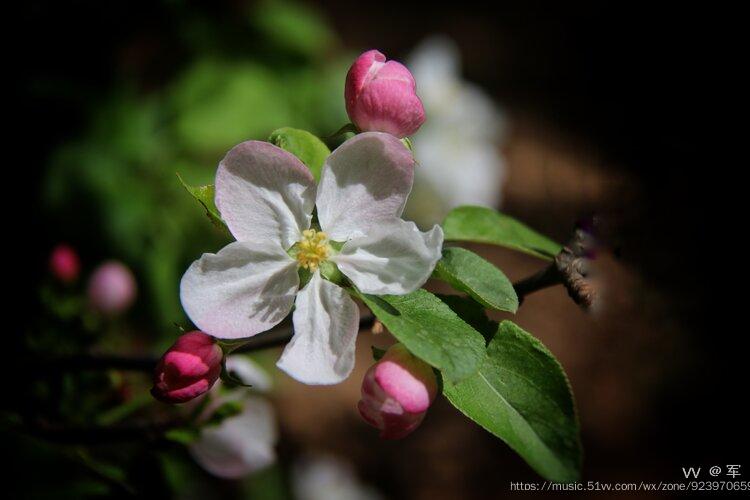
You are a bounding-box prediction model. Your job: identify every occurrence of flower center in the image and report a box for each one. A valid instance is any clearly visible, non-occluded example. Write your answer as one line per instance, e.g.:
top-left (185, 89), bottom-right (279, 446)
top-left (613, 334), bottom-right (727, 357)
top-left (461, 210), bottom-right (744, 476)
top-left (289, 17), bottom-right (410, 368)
top-left (296, 229), bottom-right (331, 271)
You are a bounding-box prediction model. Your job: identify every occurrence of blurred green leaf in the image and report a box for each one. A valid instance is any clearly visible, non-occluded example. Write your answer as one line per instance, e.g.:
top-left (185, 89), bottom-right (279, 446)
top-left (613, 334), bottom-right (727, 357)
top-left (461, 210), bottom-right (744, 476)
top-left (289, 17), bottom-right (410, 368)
top-left (75, 449), bottom-right (134, 495)
top-left (285, 60), bottom-right (351, 136)
top-left (252, 1), bottom-right (336, 58)
top-left (165, 428), bottom-right (200, 445)
top-left (241, 463), bottom-right (291, 500)
top-left (269, 127), bottom-right (330, 181)
top-left (443, 206), bottom-right (562, 260)
top-left (358, 289), bottom-right (485, 383)
top-left (96, 393), bottom-right (153, 426)
top-left (170, 60), bottom-right (293, 154)
top-left (444, 320), bottom-right (582, 482)
top-left (434, 247), bottom-right (518, 313)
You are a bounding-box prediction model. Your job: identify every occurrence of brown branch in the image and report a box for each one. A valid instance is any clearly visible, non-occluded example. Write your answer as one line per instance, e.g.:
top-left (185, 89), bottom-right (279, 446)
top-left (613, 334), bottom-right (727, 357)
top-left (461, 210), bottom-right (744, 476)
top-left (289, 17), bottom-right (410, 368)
top-left (32, 315), bottom-right (378, 373)
top-left (37, 354), bottom-right (157, 373)
top-left (513, 225), bottom-right (597, 309)
top-left (23, 418), bottom-right (179, 444)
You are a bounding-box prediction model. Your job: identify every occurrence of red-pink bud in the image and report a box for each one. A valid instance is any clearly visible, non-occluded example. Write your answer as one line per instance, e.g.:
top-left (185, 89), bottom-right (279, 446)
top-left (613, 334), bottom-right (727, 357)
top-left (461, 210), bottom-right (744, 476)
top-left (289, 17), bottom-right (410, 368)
top-left (49, 244), bottom-right (80, 283)
top-left (152, 331), bottom-right (224, 404)
top-left (345, 50), bottom-right (426, 138)
top-left (87, 261), bottom-right (137, 315)
top-left (357, 343), bottom-right (438, 439)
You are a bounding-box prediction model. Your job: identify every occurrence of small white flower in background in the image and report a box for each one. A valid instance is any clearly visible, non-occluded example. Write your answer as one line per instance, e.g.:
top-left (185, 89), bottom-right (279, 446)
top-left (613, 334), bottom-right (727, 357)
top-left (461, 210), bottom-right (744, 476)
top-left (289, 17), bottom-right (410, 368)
top-left (293, 454), bottom-right (383, 500)
top-left (405, 36), bottom-right (508, 226)
top-left (180, 132), bottom-right (443, 385)
top-left (188, 356), bottom-right (278, 479)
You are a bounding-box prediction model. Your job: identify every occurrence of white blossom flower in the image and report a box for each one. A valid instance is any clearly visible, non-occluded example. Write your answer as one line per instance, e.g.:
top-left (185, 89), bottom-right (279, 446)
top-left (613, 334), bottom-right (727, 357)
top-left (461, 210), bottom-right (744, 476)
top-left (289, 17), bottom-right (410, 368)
top-left (180, 132), bottom-right (443, 385)
top-left (405, 36), bottom-right (508, 225)
top-left (188, 356), bottom-right (278, 479)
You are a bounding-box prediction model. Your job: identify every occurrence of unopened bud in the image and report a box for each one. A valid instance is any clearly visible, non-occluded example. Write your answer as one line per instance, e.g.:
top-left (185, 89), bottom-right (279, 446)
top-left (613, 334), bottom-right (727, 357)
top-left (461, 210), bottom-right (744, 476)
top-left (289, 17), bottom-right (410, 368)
top-left (357, 343), bottom-right (438, 439)
top-left (345, 50), bottom-right (426, 138)
top-left (152, 331), bottom-right (223, 404)
top-left (49, 244), bottom-right (80, 283)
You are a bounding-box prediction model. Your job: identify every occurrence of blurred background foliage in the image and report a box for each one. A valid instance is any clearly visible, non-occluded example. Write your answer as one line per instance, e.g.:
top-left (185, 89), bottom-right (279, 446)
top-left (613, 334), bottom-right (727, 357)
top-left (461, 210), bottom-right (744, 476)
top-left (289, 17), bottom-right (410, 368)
top-left (15, 1), bottom-right (361, 497)
top-left (11, 0), bottom-right (740, 498)
top-left (42, 0), bottom-right (350, 334)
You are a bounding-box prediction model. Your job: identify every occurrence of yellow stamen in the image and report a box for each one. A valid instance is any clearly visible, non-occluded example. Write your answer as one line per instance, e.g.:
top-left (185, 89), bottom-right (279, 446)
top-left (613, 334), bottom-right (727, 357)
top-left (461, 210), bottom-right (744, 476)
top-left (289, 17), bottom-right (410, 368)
top-left (295, 229), bottom-right (330, 271)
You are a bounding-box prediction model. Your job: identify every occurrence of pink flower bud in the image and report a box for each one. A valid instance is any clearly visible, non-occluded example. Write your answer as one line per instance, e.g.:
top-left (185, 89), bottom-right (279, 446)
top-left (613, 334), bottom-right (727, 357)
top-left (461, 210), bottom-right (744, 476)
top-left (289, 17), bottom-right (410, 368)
top-left (345, 50), bottom-right (426, 138)
top-left (49, 244), bottom-right (80, 283)
top-left (152, 331), bottom-right (224, 404)
top-left (87, 261), bottom-right (137, 315)
top-left (357, 343), bottom-right (438, 439)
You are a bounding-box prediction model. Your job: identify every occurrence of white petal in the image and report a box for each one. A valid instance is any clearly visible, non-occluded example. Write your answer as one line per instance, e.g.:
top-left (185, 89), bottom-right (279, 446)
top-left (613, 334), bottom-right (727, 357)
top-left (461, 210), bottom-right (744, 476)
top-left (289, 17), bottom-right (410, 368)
top-left (216, 140), bottom-right (316, 249)
top-left (225, 355), bottom-right (273, 392)
top-left (180, 241), bottom-right (298, 339)
top-left (276, 273), bottom-right (359, 385)
top-left (316, 132), bottom-right (415, 241)
top-left (189, 396), bottom-right (277, 479)
top-left (333, 218), bottom-right (444, 295)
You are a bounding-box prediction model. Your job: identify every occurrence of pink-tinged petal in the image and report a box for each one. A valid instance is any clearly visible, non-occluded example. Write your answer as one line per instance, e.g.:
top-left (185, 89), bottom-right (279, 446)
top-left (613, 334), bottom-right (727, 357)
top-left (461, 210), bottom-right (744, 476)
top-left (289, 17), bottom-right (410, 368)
top-left (189, 396), bottom-right (277, 479)
top-left (316, 132), bottom-right (415, 241)
top-left (333, 218), bottom-right (443, 295)
top-left (157, 378), bottom-right (211, 403)
top-left (216, 140), bottom-right (316, 249)
top-left (353, 75), bottom-right (425, 137)
top-left (276, 272), bottom-right (359, 385)
top-left (345, 50), bottom-right (425, 138)
top-left (345, 50), bottom-right (387, 111)
top-left (180, 241), bottom-right (298, 339)
top-left (375, 344), bottom-right (438, 413)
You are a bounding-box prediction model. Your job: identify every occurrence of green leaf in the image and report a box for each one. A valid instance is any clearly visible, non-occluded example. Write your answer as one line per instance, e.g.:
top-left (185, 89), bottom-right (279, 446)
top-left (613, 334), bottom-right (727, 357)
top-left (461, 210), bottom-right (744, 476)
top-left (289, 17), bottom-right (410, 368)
top-left (443, 206), bottom-right (562, 260)
top-left (176, 173), bottom-right (227, 230)
top-left (269, 127), bottom-right (330, 181)
top-left (434, 247), bottom-right (518, 313)
top-left (443, 320), bottom-right (582, 482)
top-left (165, 427), bottom-right (200, 445)
top-left (437, 294), bottom-right (498, 343)
top-left (358, 289), bottom-right (486, 383)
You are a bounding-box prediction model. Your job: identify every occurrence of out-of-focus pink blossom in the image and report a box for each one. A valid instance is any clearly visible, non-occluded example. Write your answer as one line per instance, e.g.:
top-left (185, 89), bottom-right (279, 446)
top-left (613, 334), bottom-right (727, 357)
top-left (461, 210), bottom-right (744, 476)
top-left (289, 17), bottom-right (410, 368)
top-left (345, 50), bottom-right (425, 138)
top-left (188, 358), bottom-right (277, 478)
top-left (189, 393), bottom-right (278, 479)
top-left (357, 343), bottom-right (438, 439)
top-left (152, 331), bottom-right (223, 404)
top-left (87, 261), bottom-right (137, 315)
top-left (49, 244), bottom-right (80, 283)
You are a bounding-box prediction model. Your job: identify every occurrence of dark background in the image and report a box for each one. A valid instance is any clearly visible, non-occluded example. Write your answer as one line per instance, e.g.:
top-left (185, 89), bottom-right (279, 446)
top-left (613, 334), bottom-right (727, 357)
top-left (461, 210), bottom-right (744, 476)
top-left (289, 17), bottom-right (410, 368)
top-left (9, 1), bottom-right (745, 498)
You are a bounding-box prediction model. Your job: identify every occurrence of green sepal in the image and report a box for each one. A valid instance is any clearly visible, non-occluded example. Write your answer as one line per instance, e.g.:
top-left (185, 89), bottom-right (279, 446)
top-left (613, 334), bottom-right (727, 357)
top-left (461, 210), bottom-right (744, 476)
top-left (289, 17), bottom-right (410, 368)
top-left (176, 173), bottom-right (228, 232)
top-left (268, 127), bottom-right (330, 182)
